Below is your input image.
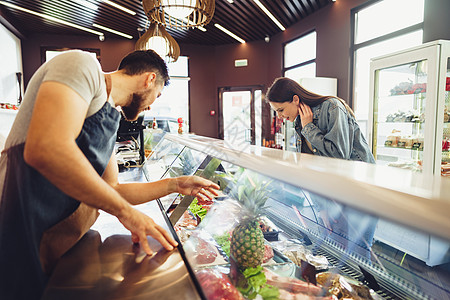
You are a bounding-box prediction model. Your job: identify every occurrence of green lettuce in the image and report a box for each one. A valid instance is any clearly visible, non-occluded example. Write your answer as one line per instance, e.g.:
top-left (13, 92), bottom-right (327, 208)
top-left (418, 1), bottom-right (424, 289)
top-left (238, 266), bottom-right (279, 300)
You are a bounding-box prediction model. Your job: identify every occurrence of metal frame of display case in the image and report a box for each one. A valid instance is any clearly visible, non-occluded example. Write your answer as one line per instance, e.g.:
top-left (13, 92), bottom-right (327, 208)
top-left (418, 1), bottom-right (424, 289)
top-left (157, 133), bottom-right (450, 299)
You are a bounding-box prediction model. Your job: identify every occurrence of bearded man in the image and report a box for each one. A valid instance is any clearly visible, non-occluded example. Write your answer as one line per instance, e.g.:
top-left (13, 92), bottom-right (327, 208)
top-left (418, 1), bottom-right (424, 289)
top-left (0, 50), bottom-right (219, 299)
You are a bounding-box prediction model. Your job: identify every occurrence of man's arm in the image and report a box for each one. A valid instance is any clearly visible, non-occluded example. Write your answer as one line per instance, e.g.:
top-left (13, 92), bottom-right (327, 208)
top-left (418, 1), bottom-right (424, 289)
top-left (102, 153), bottom-right (220, 205)
top-left (24, 81), bottom-right (177, 254)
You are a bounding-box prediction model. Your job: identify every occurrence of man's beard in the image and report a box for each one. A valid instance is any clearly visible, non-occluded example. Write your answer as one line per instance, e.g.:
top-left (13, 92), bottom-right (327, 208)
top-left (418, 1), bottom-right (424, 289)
top-left (121, 92), bottom-right (145, 121)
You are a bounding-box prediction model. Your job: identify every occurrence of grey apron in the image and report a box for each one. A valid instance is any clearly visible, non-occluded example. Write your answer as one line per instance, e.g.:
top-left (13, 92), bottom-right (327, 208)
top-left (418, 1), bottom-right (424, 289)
top-left (0, 101), bottom-right (120, 299)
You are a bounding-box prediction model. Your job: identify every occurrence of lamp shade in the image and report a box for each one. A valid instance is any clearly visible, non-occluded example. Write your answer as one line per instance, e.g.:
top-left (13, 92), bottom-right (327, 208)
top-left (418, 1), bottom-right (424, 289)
top-left (135, 23), bottom-right (180, 62)
top-left (143, 0), bottom-right (215, 28)
top-left (161, 0), bottom-right (194, 19)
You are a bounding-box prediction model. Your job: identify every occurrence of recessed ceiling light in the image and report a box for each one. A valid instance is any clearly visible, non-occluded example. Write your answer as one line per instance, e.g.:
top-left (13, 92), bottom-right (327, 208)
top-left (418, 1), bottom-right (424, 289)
top-left (178, 17), bottom-right (207, 31)
top-left (214, 24), bottom-right (245, 44)
top-left (102, 0), bottom-right (136, 15)
top-left (0, 1), bottom-right (103, 36)
top-left (72, 0), bottom-right (97, 11)
top-left (252, 0), bottom-right (285, 31)
top-left (226, 0), bottom-right (234, 3)
top-left (92, 24), bottom-right (133, 39)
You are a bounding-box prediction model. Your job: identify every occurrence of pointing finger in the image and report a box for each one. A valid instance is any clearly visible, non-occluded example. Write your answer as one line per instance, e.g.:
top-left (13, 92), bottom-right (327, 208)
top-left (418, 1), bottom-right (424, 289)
top-left (139, 233), bottom-right (153, 256)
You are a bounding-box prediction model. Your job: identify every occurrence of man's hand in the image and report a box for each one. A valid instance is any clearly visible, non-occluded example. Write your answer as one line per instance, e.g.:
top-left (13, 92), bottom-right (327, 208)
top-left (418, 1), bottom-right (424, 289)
top-left (175, 176), bottom-right (220, 201)
top-left (298, 102), bottom-right (313, 128)
top-left (118, 206), bottom-right (178, 256)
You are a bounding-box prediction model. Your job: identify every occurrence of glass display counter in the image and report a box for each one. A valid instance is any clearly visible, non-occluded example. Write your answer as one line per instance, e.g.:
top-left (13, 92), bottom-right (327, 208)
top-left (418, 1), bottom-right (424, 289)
top-left (44, 133), bottom-right (450, 300)
top-left (152, 133), bottom-right (450, 300)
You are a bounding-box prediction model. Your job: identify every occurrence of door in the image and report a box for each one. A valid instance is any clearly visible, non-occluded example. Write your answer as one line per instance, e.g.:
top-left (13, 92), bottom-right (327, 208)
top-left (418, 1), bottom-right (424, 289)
top-left (369, 44), bottom-right (439, 175)
top-left (219, 86), bottom-right (263, 147)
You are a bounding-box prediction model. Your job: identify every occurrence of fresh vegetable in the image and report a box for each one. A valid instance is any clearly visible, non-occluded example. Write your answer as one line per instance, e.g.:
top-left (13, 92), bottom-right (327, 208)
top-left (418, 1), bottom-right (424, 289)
top-left (214, 231), bottom-right (232, 257)
top-left (237, 266), bottom-right (279, 300)
top-left (188, 198), bottom-right (208, 220)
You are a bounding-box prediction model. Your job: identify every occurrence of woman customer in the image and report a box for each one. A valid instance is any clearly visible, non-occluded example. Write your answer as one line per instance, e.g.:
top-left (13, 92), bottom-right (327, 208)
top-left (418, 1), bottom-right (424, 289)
top-left (266, 77), bottom-right (375, 163)
top-left (266, 77), bottom-right (376, 259)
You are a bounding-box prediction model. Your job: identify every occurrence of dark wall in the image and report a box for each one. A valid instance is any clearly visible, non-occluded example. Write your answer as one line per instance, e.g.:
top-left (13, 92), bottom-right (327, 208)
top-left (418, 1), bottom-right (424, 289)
top-left (423, 0), bottom-right (450, 43)
top-left (182, 40), bottom-right (272, 137)
top-left (181, 44), bottom-right (218, 137)
top-left (21, 33), bottom-right (135, 88)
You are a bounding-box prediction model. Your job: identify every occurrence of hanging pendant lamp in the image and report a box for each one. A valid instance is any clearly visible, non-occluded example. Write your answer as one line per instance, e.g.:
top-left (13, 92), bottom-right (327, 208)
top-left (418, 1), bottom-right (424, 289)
top-left (135, 22), bottom-right (180, 62)
top-left (142, 0), bottom-right (215, 29)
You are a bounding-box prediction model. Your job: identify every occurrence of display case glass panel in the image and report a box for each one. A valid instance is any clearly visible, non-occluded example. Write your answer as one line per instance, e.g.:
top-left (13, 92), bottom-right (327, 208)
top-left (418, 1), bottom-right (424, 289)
top-left (370, 40), bottom-right (450, 176)
top-left (372, 60), bottom-right (427, 172)
top-left (441, 58), bottom-right (450, 176)
top-left (143, 138), bottom-right (208, 211)
top-left (169, 157), bottom-right (450, 300)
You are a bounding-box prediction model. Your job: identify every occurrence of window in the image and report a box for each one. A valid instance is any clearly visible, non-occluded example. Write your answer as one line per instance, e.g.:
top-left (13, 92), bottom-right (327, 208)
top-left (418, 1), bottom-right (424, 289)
top-left (41, 46), bottom-right (100, 64)
top-left (351, 0), bottom-right (424, 135)
top-left (0, 22), bottom-right (22, 105)
top-left (46, 50), bottom-right (97, 62)
top-left (145, 56), bottom-right (190, 131)
top-left (283, 31), bottom-right (316, 79)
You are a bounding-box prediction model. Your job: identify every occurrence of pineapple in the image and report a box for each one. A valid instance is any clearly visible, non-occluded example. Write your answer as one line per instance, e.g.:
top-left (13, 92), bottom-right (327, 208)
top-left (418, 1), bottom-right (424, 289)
top-left (228, 170), bottom-right (271, 270)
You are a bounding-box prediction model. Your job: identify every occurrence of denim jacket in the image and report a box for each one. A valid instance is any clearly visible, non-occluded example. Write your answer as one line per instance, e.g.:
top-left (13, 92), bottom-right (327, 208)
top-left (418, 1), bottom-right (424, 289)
top-left (294, 98), bottom-right (375, 163)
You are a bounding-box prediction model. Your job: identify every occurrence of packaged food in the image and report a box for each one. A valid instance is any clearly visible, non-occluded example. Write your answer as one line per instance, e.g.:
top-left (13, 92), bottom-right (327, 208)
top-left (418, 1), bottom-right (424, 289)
top-left (263, 267), bottom-right (324, 296)
top-left (317, 272), bottom-right (375, 300)
top-left (385, 129), bottom-right (401, 147)
top-left (259, 216), bottom-right (280, 241)
top-left (271, 240), bottom-right (330, 270)
top-left (196, 269), bottom-right (244, 300)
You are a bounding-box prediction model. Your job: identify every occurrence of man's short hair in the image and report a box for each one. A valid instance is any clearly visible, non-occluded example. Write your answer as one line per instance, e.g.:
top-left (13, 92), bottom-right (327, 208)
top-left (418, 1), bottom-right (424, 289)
top-left (118, 50), bottom-right (170, 86)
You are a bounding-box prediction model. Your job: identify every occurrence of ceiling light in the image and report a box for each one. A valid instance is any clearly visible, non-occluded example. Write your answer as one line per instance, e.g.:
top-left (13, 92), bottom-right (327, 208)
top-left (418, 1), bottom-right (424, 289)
top-left (92, 23), bottom-right (133, 39)
top-left (0, 1), bottom-right (103, 36)
top-left (72, 0), bottom-right (97, 10)
top-left (143, 0), bottom-right (214, 29)
top-left (102, 0), bottom-right (136, 15)
top-left (161, 0), bottom-right (194, 19)
top-left (226, 0), bottom-right (234, 3)
top-left (135, 23), bottom-right (180, 62)
top-left (252, 0), bottom-right (285, 31)
top-left (214, 24), bottom-right (245, 44)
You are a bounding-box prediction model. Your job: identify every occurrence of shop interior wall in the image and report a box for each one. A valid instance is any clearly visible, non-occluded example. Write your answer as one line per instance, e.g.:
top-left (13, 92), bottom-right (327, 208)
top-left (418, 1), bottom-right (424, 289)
top-left (184, 0), bottom-right (369, 138)
top-left (12, 0), bottom-right (450, 139)
top-left (184, 0), bottom-right (450, 139)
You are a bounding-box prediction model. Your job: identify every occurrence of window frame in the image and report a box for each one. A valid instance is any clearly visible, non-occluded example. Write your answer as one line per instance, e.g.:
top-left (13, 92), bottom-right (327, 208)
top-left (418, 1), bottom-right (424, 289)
top-left (282, 29), bottom-right (317, 77)
top-left (40, 46), bottom-right (101, 64)
top-left (349, 0), bottom-right (424, 109)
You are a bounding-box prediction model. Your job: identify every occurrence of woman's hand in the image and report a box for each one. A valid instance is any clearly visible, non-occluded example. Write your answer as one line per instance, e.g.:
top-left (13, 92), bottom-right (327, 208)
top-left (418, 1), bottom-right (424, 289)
top-left (175, 176), bottom-right (220, 201)
top-left (298, 102), bottom-right (313, 127)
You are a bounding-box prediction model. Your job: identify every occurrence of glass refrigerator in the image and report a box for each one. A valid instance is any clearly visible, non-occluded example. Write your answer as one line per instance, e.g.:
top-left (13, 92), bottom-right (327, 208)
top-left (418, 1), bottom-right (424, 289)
top-left (369, 40), bottom-right (450, 176)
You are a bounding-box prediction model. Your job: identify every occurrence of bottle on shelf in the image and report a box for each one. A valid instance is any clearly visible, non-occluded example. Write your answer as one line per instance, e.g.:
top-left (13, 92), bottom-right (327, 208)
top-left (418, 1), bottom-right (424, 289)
top-left (152, 117), bottom-right (158, 129)
top-left (177, 117), bottom-right (183, 134)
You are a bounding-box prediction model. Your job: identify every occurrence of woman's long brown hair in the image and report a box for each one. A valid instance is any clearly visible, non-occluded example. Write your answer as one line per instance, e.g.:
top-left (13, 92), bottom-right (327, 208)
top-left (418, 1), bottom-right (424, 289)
top-left (265, 77), bottom-right (355, 118)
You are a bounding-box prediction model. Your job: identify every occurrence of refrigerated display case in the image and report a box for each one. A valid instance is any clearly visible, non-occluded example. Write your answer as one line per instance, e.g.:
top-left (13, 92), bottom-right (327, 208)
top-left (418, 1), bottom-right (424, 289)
top-left (43, 133), bottom-right (450, 300)
top-left (369, 40), bottom-right (450, 176)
